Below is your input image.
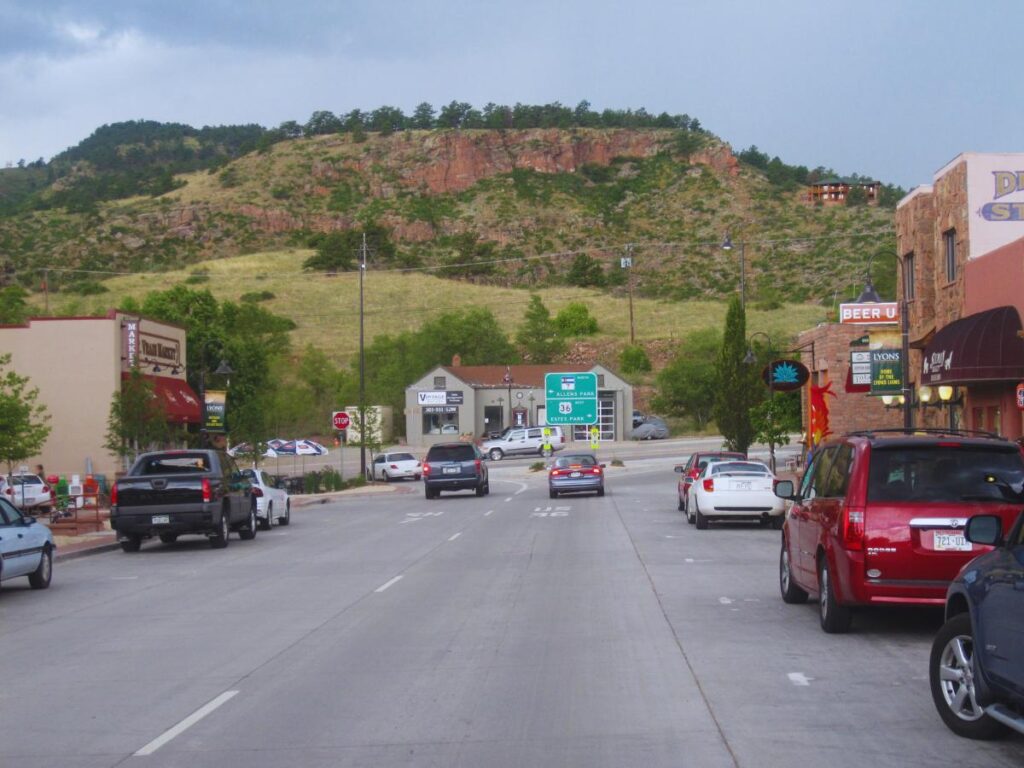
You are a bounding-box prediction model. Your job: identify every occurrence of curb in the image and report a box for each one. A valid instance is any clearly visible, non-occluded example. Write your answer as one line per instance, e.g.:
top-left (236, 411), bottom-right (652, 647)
top-left (55, 541), bottom-right (121, 562)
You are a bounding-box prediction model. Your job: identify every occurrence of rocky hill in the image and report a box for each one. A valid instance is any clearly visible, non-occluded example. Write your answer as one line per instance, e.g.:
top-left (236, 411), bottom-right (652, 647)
top-left (0, 124), bottom-right (897, 305)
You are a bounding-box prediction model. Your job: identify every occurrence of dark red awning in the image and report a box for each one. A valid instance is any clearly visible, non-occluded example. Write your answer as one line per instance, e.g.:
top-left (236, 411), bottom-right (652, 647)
top-left (921, 306), bottom-right (1024, 385)
top-left (121, 373), bottom-right (202, 423)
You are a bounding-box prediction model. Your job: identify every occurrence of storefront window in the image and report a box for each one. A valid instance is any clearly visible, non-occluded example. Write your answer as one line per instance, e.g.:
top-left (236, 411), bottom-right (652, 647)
top-left (423, 411), bottom-right (459, 435)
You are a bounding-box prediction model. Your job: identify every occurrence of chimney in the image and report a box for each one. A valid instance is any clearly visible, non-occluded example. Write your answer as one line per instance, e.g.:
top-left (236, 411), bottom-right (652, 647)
top-left (452, 354), bottom-right (462, 367)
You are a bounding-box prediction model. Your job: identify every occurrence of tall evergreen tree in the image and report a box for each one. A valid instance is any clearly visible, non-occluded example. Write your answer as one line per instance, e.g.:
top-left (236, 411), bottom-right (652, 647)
top-left (713, 297), bottom-right (759, 453)
top-left (516, 295), bottom-right (565, 362)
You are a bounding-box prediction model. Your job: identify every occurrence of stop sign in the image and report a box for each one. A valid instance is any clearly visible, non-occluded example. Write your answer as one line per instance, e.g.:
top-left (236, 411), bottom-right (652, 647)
top-left (332, 411), bottom-right (351, 430)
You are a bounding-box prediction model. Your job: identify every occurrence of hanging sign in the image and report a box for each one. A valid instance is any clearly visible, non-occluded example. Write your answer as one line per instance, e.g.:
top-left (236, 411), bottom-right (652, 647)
top-left (204, 390), bottom-right (227, 432)
top-left (761, 359), bottom-right (810, 392)
top-left (870, 350), bottom-right (903, 394)
top-left (839, 302), bottom-right (900, 324)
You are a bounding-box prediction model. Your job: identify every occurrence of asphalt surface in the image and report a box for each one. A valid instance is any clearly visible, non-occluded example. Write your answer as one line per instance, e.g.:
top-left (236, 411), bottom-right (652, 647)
top-left (1, 451), bottom-right (1021, 767)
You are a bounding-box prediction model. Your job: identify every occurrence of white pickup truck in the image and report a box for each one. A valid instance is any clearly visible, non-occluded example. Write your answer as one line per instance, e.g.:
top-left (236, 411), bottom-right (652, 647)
top-left (241, 468), bottom-right (290, 529)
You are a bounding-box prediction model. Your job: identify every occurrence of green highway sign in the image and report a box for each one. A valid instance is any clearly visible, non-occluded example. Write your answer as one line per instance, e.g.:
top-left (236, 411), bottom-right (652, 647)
top-left (544, 372), bottom-right (598, 425)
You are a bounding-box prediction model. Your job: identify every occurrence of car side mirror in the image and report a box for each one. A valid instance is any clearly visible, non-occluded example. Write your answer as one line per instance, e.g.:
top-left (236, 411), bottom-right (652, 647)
top-left (774, 480), bottom-right (797, 500)
top-left (965, 514), bottom-right (1002, 547)
top-left (673, 466), bottom-right (684, 474)
top-left (22, 516), bottom-right (36, 526)
top-left (599, 463), bottom-right (606, 468)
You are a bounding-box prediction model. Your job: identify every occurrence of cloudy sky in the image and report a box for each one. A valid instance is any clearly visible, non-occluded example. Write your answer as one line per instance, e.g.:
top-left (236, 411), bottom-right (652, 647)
top-left (0, 1), bottom-right (1017, 189)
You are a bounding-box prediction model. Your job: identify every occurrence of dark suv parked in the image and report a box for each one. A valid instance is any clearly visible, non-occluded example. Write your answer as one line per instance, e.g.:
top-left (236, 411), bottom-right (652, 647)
top-left (774, 429), bottom-right (1024, 633)
top-left (930, 510), bottom-right (1024, 740)
top-left (423, 442), bottom-right (489, 499)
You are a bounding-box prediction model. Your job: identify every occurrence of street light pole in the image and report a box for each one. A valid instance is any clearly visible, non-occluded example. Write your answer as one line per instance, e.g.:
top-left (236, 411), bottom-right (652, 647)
top-left (359, 232), bottom-right (368, 478)
top-left (722, 233), bottom-right (746, 310)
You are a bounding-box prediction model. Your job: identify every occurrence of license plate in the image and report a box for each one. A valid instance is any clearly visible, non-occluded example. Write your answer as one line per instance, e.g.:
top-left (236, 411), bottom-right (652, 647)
top-left (934, 532), bottom-right (972, 551)
top-left (570, 471), bottom-right (582, 478)
top-left (152, 515), bottom-right (170, 525)
top-left (734, 481), bottom-right (751, 490)
top-left (443, 466), bottom-right (460, 475)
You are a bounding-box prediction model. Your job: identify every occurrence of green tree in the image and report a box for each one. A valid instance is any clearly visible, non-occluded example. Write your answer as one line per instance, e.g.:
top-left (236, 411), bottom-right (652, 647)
top-left (411, 102), bottom-right (436, 129)
top-left (0, 353), bottom-right (51, 473)
top-left (846, 185), bottom-right (869, 206)
top-left (651, 330), bottom-right (721, 429)
top-left (713, 297), bottom-right (759, 453)
top-left (565, 253), bottom-right (606, 287)
top-left (750, 397), bottom-right (793, 466)
top-left (516, 295), bottom-right (565, 362)
top-left (674, 130), bottom-right (705, 162)
top-left (104, 367), bottom-right (171, 468)
top-left (554, 302), bottom-right (598, 336)
top-left (303, 224), bottom-right (397, 273)
top-left (0, 285), bottom-right (30, 325)
top-left (619, 345), bottom-right (652, 374)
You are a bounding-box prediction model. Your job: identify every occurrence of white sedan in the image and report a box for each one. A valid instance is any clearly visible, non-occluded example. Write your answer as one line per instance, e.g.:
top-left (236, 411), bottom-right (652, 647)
top-left (687, 459), bottom-right (784, 530)
top-left (369, 452), bottom-right (422, 482)
top-left (240, 468), bottom-right (290, 529)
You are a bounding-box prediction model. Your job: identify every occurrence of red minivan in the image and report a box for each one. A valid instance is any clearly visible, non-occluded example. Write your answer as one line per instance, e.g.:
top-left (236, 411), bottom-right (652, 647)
top-left (774, 430), bottom-right (1024, 633)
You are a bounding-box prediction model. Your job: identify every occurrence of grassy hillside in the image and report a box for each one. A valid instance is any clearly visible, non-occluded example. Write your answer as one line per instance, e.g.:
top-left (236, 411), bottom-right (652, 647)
top-left (35, 248), bottom-right (830, 367)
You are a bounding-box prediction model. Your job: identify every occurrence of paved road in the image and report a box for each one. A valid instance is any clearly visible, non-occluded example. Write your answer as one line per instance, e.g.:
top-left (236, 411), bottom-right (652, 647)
top-left (1, 456), bottom-right (1020, 767)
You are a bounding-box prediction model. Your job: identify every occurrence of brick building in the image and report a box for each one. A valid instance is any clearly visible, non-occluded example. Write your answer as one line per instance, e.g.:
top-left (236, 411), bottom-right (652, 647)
top-left (807, 177), bottom-right (880, 205)
top-left (896, 152), bottom-right (1024, 439)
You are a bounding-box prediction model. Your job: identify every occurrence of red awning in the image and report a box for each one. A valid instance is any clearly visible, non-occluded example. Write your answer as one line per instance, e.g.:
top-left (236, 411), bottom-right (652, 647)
top-left (121, 373), bottom-right (202, 423)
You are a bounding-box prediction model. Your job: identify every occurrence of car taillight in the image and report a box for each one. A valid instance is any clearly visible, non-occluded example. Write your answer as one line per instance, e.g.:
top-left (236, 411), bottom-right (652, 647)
top-left (591, 466), bottom-right (602, 475)
top-left (423, 462), bottom-right (431, 475)
top-left (4, 487), bottom-right (11, 496)
top-left (251, 487), bottom-right (263, 497)
top-left (110, 483), bottom-right (118, 505)
top-left (390, 464), bottom-right (399, 469)
top-left (202, 478), bottom-right (212, 503)
top-left (475, 459), bottom-right (482, 472)
top-left (41, 485), bottom-right (50, 494)
top-left (841, 506), bottom-right (865, 550)
top-left (703, 478), bottom-right (714, 492)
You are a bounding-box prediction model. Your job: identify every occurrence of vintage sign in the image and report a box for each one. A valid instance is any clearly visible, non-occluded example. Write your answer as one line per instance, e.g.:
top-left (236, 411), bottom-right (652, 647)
top-left (417, 390), bottom-right (464, 406)
top-left (870, 350), bottom-right (903, 394)
top-left (839, 302), bottom-right (900, 325)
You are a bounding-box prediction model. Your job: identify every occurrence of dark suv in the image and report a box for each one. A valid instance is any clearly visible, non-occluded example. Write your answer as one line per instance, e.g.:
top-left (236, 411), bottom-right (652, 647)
top-left (930, 511), bottom-right (1024, 740)
top-left (774, 429), bottom-right (1024, 633)
top-left (423, 442), bottom-right (489, 499)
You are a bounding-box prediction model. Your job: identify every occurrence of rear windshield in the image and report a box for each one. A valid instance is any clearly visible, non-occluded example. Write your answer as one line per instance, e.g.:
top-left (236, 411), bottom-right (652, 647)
top-left (133, 453), bottom-right (211, 475)
top-left (868, 446), bottom-right (1024, 503)
top-left (711, 462), bottom-right (770, 475)
top-left (389, 453), bottom-right (416, 462)
top-left (554, 455), bottom-right (597, 468)
top-left (427, 445), bottom-right (475, 462)
top-left (9, 475), bottom-right (43, 486)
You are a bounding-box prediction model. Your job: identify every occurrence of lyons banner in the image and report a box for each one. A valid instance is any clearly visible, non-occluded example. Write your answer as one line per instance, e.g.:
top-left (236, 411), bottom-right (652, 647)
top-left (204, 390), bottom-right (227, 433)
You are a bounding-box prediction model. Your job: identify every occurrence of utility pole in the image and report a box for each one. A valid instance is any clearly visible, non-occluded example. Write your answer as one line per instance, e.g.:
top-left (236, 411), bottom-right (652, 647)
top-left (43, 269), bottom-right (49, 314)
top-left (623, 244), bottom-right (635, 344)
top-left (359, 232), bottom-right (368, 478)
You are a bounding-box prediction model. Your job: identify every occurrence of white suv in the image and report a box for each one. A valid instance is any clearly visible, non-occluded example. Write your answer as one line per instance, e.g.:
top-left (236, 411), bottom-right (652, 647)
top-left (480, 426), bottom-right (565, 460)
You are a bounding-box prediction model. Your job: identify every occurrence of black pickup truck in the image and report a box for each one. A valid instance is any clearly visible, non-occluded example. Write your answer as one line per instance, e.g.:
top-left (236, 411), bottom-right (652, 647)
top-left (110, 450), bottom-right (258, 552)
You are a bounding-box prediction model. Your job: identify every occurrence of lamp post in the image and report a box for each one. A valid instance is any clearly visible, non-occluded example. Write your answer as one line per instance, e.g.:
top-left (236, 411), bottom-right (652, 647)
top-left (528, 393), bottom-right (536, 424)
top-left (722, 233), bottom-right (746, 310)
top-left (745, 331), bottom-right (776, 473)
top-left (359, 233), bottom-right (368, 478)
top-left (503, 366), bottom-right (514, 428)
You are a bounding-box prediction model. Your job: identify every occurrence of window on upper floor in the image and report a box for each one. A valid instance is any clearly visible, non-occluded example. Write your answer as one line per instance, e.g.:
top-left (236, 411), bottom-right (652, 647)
top-left (943, 229), bottom-right (957, 282)
top-left (903, 252), bottom-right (916, 301)
top-left (433, 376), bottom-right (446, 389)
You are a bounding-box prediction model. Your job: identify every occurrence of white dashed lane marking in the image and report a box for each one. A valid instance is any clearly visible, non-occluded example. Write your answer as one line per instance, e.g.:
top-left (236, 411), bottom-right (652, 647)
top-left (135, 690), bottom-right (239, 756)
top-left (375, 575), bottom-right (404, 593)
top-left (448, 532), bottom-right (462, 541)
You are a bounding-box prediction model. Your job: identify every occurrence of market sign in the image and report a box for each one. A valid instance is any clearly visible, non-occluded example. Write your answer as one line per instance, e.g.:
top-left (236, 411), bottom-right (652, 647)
top-left (870, 350), bottom-right (903, 394)
top-left (839, 302), bottom-right (900, 325)
top-left (761, 359), bottom-right (809, 392)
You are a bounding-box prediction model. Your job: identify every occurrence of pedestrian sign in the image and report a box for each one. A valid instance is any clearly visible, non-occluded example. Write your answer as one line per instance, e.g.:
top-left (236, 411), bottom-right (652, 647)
top-left (589, 425), bottom-right (600, 450)
top-left (544, 372), bottom-right (598, 425)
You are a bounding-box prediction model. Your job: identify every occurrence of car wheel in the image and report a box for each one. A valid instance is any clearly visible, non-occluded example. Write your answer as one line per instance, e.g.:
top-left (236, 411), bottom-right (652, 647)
top-left (818, 557), bottom-right (852, 633)
top-left (279, 501), bottom-right (291, 526)
top-left (930, 612), bottom-right (1005, 740)
top-left (239, 505), bottom-right (258, 540)
top-left (694, 499), bottom-right (708, 530)
top-left (489, 448), bottom-right (504, 461)
top-left (120, 535), bottom-right (142, 553)
top-left (383, 471), bottom-right (392, 483)
top-left (425, 487), bottom-right (436, 500)
top-left (549, 489), bottom-right (557, 499)
top-left (597, 487), bottom-right (605, 497)
top-left (414, 474), bottom-right (421, 481)
top-left (779, 539), bottom-right (808, 604)
top-left (772, 514), bottom-right (785, 530)
top-left (158, 533), bottom-right (178, 544)
top-left (28, 546), bottom-right (52, 589)
top-left (678, 496), bottom-right (685, 512)
top-left (475, 482), bottom-right (486, 497)
top-left (210, 509), bottom-right (230, 549)
top-left (483, 480), bottom-right (490, 496)
top-left (260, 503), bottom-right (274, 531)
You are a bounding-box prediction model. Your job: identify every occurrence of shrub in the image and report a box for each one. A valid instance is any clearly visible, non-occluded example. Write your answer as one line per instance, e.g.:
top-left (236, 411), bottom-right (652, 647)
top-left (241, 290), bottom-right (275, 303)
top-left (554, 302), bottom-right (598, 336)
top-left (619, 345), bottom-right (651, 374)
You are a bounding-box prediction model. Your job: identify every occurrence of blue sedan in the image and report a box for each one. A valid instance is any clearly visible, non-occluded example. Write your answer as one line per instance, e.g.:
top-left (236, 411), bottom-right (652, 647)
top-left (548, 454), bottom-right (605, 498)
top-left (0, 496), bottom-right (54, 592)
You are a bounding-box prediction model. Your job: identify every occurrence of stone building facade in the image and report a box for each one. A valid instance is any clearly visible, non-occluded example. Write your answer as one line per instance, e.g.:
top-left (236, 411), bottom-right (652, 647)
top-left (896, 152), bottom-right (1024, 438)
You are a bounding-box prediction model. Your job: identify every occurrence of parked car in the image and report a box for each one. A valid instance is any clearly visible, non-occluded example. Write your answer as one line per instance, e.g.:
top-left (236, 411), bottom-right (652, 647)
top-left (688, 459), bottom-right (783, 529)
top-left (4, 473), bottom-right (53, 513)
top-left (369, 452), bottom-right (422, 482)
top-left (548, 453), bottom-right (605, 498)
top-left (632, 410), bottom-right (646, 428)
top-left (0, 497), bottom-right (53, 591)
top-left (930, 511), bottom-right (1024, 740)
top-left (479, 426), bottom-right (565, 460)
top-left (630, 416), bottom-right (669, 440)
top-left (240, 468), bottom-right (290, 529)
top-left (774, 429), bottom-right (1024, 633)
top-left (423, 442), bottom-right (489, 499)
top-left (110, 450), bottom-right (258, 551)
top-left (674, 451), bottom-right (746, 513)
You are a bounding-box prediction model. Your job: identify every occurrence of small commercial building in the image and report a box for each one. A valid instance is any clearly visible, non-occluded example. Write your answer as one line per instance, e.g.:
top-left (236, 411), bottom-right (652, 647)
top-left (0, 311), bottom-right (200, 479)
top-left (405, 362), bottom-right (633, 446)
top-left (897, 152), bottom-right (1024, 439)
